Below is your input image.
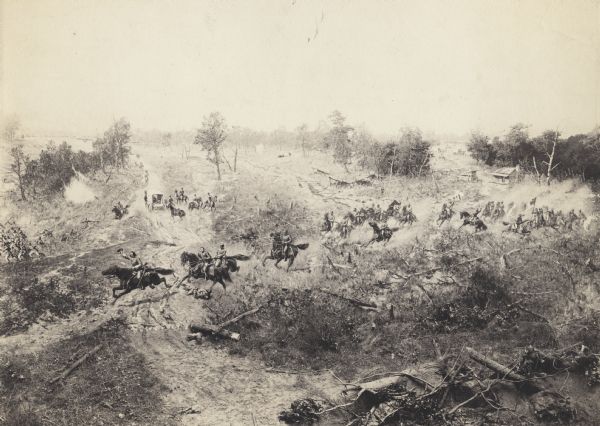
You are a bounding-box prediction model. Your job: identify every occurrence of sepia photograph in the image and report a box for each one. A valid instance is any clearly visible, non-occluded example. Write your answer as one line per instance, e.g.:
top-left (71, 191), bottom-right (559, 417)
top-left (1, 0), bottom-right (599, 424)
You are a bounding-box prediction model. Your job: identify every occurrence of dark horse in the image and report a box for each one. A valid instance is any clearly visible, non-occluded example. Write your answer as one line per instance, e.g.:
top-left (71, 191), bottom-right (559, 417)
top-left (169, 204), bottom-right (186, 219)
top-left (262, 238), bottom-right (309, 271)
top-left (180, 251), bottom-right (248, 293)
top-left (366, 222), bottom-right (398, 246)
top-left (112, 204), bottom-right (129, 220)
top-left (102, 265), bottom-right (174, 299)
top-left (459, 212), bottom-right (487, 232)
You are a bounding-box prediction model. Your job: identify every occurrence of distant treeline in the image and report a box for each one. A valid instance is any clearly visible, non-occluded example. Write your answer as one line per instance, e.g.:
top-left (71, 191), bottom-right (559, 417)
top-left (9, 119), bottom-right (131, 200)
top-left (137, 110), bottom-right (433, 177)
top-left (468, 124), bottom-right (600, 182)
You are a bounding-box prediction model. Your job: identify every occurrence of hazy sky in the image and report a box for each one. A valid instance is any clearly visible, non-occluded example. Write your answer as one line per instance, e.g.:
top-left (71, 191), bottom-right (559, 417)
top-left (2, 0), bottom-right (599, 137)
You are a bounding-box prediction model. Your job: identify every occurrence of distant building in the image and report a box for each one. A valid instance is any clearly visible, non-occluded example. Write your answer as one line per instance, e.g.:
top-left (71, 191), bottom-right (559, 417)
top-left (491, 166), bottom-right (519, 184)
top-left (458, 170), bottom-right (478, 182)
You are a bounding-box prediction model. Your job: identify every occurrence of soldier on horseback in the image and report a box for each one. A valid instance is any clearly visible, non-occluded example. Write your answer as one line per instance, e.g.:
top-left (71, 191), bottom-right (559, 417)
top-left (118, 249), bottom-right (145, 289)
top-left (197, 247), bottom-right (212, 280)
top-left (214, 244), bottom-right (227, 271)
top-left (281, 231), bottom-right (292, 257)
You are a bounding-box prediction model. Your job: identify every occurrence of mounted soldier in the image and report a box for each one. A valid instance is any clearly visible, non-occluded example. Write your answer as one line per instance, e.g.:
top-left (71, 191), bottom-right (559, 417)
top-left (215, 244), bottom-right (227, 268)
top-left (198, 247), bottom-right (212, 280)
top-left (118, 249), bottom-right (145, 288)
top-left (281, 231), bottom-right (292, 257)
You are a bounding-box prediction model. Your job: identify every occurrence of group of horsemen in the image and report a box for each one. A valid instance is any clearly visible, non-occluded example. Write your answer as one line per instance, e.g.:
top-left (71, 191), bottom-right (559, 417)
top-left (437, 197), bottom-right (587, 232)
top-left (118, 243), bottom-right (228, 288)
top-left (322, 201), bottom-right (416, 234)
top-left (143, 188), bottom-right (218, 210)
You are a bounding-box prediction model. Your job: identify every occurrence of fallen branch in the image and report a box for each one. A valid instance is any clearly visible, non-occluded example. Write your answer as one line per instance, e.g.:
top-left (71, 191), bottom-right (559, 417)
top-left (218, 306), bottom-right (261, 329)
top-left (465, 347), bottom-right (536, 387)
top-left (316, 288), bottom-right (377, 309)
top-left (188, 306), bottom-right (261, 341)
top-left (50, 345), bottom-right (103, 384)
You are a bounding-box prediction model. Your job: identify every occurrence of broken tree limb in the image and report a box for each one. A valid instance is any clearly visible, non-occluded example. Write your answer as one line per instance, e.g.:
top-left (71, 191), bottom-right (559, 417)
top-left (50, 345), bottom-right (103, 384)
top-left (315, 288), bottom-right (377, 309)
top-left (188, 307), bottom-right (261, 341)
top-left (217, 307), bottom-right (261, 330)
top-left (465, 347), bottom-right (533, 385)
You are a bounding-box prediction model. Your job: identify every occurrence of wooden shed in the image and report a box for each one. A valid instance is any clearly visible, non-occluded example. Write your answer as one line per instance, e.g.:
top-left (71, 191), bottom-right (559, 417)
top-left (491, 167), bottom-right (518, 184)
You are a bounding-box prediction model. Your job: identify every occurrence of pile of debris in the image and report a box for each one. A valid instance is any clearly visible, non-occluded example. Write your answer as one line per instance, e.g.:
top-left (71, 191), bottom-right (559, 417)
top-left (518, 345), bottom-right (600, 387)
top-left (279, 345), bottom-right (593, 425)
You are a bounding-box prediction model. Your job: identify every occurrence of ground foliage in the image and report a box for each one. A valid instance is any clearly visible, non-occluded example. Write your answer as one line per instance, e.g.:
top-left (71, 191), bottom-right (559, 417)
top-left (0, 319), bottom-right (173, 426)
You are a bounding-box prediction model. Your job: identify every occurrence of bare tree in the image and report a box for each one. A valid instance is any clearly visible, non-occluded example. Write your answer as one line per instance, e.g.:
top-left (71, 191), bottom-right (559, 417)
top-left (10, 144), bottom-right (29, 200)
top-left (537, 130), bottom-right (560, 185)
top-left (194, 112), bottom-right (227, 180)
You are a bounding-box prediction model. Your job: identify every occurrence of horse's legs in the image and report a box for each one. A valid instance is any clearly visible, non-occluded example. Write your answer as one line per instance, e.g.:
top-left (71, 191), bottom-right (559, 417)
top-left (274, 258), bottom-right (281, 268)
top-left (287, 256), bottom-right (295, 271)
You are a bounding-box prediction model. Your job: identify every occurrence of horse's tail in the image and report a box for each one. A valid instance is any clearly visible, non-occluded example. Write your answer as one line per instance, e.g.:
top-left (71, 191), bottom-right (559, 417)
top-left (295, 243), bottom-right (309, 250)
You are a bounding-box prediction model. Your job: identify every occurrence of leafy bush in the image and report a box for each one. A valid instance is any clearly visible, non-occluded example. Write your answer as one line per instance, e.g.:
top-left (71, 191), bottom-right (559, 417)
top-left (10, 119), bottom-right (132, 199)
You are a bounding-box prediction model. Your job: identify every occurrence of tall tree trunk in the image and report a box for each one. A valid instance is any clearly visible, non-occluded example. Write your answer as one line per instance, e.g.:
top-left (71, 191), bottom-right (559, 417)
top-left (18, 175), bottom-right (26, 201)
top-left (546, 138), bottom-right (557, 186)
top-left (234, 147), bottom-right (238, 172)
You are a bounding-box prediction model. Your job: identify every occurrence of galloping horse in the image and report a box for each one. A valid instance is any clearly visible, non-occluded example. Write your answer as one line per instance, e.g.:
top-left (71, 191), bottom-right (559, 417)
top-left (188, 200), bottom-right (200, 211)
top-left (169, 204), bottom-right (186, 219)
top-left (365, 222), bottom-right (398, 246)
top-left (180, 251), bottom-right (248, 293)
top-left (262, 238), bottom-right (309, 271)
top-left (102, 265), bottom-right (174, 299)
